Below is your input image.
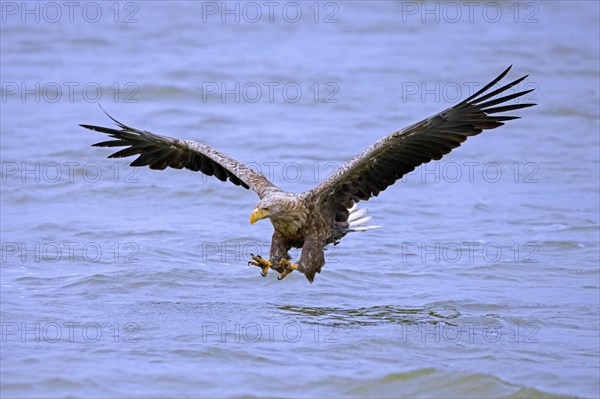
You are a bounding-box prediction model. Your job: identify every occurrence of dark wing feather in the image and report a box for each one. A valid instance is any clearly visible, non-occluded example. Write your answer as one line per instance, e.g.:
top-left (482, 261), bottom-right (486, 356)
top-left (309, 66), bottom-right (536, 207)
top-left (81, 113), bottom-right (280, 199)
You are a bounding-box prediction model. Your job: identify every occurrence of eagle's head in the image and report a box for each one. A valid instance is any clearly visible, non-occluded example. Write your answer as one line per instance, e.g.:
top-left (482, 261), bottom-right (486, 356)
top-left (250, 197), bottom-right (282, 224)
top-left (250, 194), bottom-right (303, 225)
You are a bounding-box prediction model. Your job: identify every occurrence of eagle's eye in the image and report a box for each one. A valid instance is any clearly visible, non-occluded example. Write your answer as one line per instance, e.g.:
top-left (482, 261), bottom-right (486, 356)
top-left (264, 206), bottom-right (270, 211)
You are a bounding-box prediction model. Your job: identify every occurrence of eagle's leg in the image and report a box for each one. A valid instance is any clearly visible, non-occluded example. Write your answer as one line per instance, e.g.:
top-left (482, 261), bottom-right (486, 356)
top-left (276, 258), bottom-right (298, 280)
top-left (268, 231), bottom-right (292, 278)
top-left (248, 254), bottom-right (271, 277)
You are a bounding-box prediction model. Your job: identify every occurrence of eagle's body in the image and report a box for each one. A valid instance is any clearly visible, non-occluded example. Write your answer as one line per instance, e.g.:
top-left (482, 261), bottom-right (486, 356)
top-left (81, 66), bottom-right (535, 282)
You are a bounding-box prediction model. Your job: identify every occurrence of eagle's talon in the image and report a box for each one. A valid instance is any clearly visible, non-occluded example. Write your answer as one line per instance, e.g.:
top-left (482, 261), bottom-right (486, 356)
top-left (276, 259), bottom-right (298, 281)
top-left (249, 254), bottom-right (271, 277)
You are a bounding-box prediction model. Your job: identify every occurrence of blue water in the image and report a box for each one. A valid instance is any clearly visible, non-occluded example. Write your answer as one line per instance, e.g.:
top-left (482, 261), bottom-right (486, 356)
top-left (1, 1), bottom-right (599, 397)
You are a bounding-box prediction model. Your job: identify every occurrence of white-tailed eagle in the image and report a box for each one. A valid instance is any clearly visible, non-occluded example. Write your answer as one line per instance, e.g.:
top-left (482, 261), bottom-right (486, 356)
top-left (81, 66), bottom-right (535, 282)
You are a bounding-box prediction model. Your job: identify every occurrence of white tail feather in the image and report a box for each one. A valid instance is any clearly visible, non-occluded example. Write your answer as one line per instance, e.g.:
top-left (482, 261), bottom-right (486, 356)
top-left (349, 225), bottom-right (381, 232)
top-left (348, 207), bottom-right (368, 222)
top-left (350, 215), bottom-right (372, 225)
top-left (347, 205), bottom-right (381, 232)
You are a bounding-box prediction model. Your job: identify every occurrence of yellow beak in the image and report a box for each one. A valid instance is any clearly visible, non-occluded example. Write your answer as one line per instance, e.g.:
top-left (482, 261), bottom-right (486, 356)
top-left (250, 208), bottom-right (269, 224)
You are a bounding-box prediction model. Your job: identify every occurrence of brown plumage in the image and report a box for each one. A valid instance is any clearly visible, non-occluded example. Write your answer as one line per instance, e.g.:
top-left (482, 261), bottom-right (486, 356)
top-left (81, 66), bottom-right (536, 282)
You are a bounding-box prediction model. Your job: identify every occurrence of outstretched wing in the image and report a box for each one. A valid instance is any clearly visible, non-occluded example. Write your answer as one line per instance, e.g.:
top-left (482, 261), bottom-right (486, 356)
top-left (81, 113), bottom-right (280, 199)
top-left (309, 66), bottom-right (536, 207)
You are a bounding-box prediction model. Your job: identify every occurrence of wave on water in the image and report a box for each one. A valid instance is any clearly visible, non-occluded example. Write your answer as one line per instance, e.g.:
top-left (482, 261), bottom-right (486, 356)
top-left (334, 368), bottom-right (567, 398)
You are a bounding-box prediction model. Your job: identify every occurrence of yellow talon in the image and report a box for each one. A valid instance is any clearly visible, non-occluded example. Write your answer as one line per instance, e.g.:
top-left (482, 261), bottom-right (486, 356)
top-left (277, 258), bottom-right (298, 280)
top-left (248, 254), bottom-right (271, 277)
